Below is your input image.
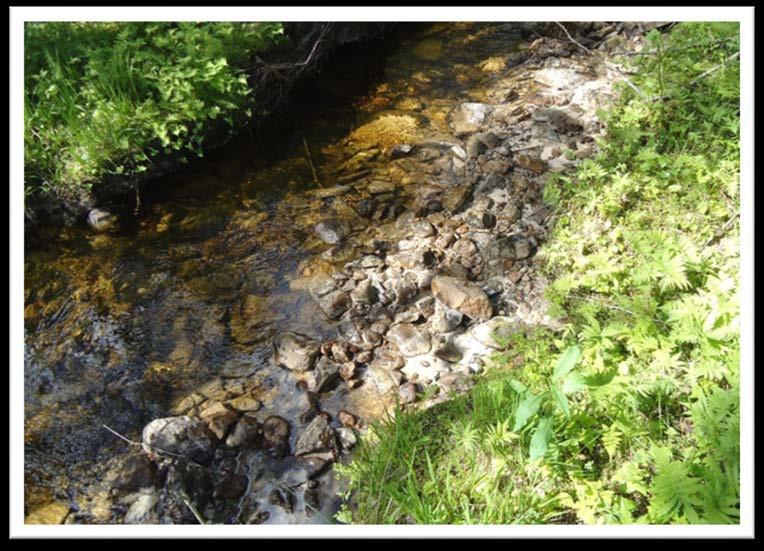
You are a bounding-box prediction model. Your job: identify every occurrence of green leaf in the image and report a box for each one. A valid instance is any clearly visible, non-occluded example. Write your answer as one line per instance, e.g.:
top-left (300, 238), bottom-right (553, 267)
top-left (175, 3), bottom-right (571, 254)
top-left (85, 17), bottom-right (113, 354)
top-left (551, 385), bottom-right (570, 417)
top-left (562, 371), bottom-right (588, 395)
top-left (513, 392), bottom-right (544, 432)
top-left (509, 380), bottom-right (529, 395)
top-left (552, 345), bottom-right (581, 382)
top-left (529, 416), bottom-right (554, 460)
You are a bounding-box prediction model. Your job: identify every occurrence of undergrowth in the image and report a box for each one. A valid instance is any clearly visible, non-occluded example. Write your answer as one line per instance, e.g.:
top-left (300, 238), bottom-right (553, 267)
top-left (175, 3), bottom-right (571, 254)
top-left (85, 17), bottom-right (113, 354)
top-left (24, 22), bottom-right (284, 200)
top-left (337, 22), bottom-right (740, 525)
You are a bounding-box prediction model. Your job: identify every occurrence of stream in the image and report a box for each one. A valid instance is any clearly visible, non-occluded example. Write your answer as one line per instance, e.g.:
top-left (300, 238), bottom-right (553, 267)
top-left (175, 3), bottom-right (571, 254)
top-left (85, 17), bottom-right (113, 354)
top-left (23, 22), bottom-right (634, 524)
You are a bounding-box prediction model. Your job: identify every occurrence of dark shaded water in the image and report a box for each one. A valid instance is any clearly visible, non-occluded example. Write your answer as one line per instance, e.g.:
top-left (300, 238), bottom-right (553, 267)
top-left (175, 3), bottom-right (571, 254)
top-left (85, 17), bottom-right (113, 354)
top-left (24, 22), bottom-right (529, 523)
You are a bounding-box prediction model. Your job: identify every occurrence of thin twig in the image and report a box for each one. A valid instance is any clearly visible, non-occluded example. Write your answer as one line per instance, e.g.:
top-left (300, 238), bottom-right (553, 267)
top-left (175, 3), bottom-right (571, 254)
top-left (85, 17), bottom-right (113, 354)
top-left (183, 499), bottom-right (207, 525)
top-left (303, 137), bottom-right (322, 188)
top-left (704, 209), bottom-right (740, 247)
top-left (102, 424), bottom-right (205, 470)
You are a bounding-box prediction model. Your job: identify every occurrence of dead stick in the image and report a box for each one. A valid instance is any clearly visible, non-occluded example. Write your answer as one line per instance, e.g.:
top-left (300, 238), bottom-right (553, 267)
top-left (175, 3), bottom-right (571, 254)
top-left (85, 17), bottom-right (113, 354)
top-left (303, 137), bottom-right (322, 187)
top-left (183, 499), bottom-right (207, 525)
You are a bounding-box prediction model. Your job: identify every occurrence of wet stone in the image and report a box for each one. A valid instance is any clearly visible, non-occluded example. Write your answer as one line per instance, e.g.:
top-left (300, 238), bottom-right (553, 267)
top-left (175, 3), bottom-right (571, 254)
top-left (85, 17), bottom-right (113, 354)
top-left (273, 332), bottom-right (320, 372)
top-left (367, 180), bottom-right (398, 195)
top-left (199, 401), bottom-right (238, 440)
top-left (318, 290), bottom-right (351, 319)
top-left (314, 218), bottom-right (352, 245)
top-left (336, 427), bottom-right (357, 451)
top-left (450, 102), bottom-right (492, 137)
top-left (295, 415), bottom-right (337, 458)
top-left (269, 489), bottom-right (295, 513)
top-left (390, 143), bottom-right (415, 159)
top-left (308, 356), bottom-right (341, 393)
top-left (114, 454), bottom-right (158, 493)
top-left (142, 416), bottom-right (217, 465)
top-left (213, 473), bottom-right (248, 500)
top-left (225, 416), bottom-right (262, 448)
top-left (227, 395), bottom-right (261, 413)
top-left (487, 234), bottom-right (536, 261)
top-left (123, 491), bottom-right (158, 524)
top-left (262, 416), bottom-right (291, 457)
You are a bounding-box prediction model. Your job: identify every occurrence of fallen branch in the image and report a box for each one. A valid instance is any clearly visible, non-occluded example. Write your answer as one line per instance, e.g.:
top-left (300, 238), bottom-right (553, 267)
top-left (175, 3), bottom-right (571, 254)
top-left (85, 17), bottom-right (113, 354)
top-left (302, 137), bottom-right (322, 187)
top-left (704, 208), bottom-right (740, 247)
top-left (102, 424), bottom-right (206, 471)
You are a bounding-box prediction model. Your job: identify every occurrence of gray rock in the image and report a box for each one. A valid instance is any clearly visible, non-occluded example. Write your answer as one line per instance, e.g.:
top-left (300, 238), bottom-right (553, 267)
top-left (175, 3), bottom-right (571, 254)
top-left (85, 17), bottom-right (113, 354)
top-left (431, 276), bottom-right (493, 322)
top-left (387, 323), bottom-right (432, 357)
top-left (430, 302), bottom-right (464, 333)
top-left (87, 208), bottom-right (118, 233)
top-left (398, 382), bottom-right (417, 404)
top-left (372, 344), bottom-right (405, 370)
top-left (123, 491), bottom-right (158, 524)
top-left (225, 416), bottom-right (262, 448)
top-left (433, 342), bottom-right (463, 363)
top-left (350, 279), bottom-right (378, 305)
top-left (534, 68), bottom-right (587, 90)
top-left (410, 220), bottom-right (435, 238)
top-left (439, 372), bottom-right (474, 394)
top-left (314, 218), bottom-right (352, 244)
top-left (450, 103), bottom-right (492, 137)
top-left (477, 131), bottom-right (503, 148)
top-left (295, 415), bottom-right (337, 458)
top-left (486, 234), bottom-right (536, 260)
top-left (273, 332), bottom-right (320, 372)
top-left (142, 416), bottom-right (217, 465)
top-left (466, 134), bottom-right (487, 159)
top-left (308, 275), bottom-right (338, 299)
top-left (358, 255), bottom-right (385, 269)
top-left (114, 454), bottom-right (157, 492)
top-left (318, 290), bottom-right (351, 319)
top-left (335, 427), bottom-right (357, 451)
top-left (471, 316), bottom-right (518, 349)
top-left (262, 416), bottom-right (291, 456)
top-left (366, 365), bottom-right (404, 394)
top-left (308, 356), bottom-right (341, 393)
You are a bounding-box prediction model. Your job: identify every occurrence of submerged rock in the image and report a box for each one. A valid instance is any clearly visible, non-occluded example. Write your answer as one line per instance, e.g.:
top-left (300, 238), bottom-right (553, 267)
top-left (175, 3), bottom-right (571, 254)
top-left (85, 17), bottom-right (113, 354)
top-left (87, 208), bottom-right (118, 232)
top-left (314, 218), bottom-right (352, 244)
top-left (431, 275), bottom-right (493, 322)
top-left (198, 401), bottom-right (238, 440)
top-left (225, 416), bottom-right (262, 448)
top-left (318, 290), bottom-right (351, 319)
top-left (450, 103), bottom-right (492, 137)
top-left (262, 415), bottom-right (291, 457)
top-left (142, 416), bottom-right (217, 465)
top-left (273, 332), bottom-right (320, 372)
top-left (308, 356), bottom-right (341, 393)
top-left (295, 415), bottom-right (337, 458)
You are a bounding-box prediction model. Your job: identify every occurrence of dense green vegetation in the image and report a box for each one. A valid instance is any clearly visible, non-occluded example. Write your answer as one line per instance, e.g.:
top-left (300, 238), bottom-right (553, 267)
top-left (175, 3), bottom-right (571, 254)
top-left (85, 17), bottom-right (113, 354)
top-left (338, 22), bottom-right (740, 525)
top-left (24, 22), bottom-right (284, 200)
